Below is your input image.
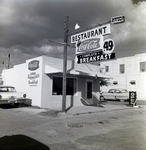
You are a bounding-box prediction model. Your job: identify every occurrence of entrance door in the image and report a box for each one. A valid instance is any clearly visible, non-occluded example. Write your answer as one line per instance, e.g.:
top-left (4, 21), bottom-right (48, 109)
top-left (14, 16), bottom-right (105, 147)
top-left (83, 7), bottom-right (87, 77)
top-left (86, 80), bottom-right (93, 100)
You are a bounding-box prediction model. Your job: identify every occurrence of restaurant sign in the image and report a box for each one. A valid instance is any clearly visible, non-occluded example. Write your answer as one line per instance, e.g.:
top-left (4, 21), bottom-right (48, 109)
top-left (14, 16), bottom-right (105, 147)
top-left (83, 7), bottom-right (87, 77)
top-left (71, 24), bottom-right (110, 44)
top-left (76, 36), bottom-right (103, 55)
top-left (76, 51), bottom-right (115, 64)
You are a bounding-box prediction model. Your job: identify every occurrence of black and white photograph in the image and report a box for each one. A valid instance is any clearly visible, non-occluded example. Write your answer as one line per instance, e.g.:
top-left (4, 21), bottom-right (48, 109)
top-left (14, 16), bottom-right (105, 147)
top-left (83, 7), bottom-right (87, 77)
top-left (0, 0), bottom-right (146, 149)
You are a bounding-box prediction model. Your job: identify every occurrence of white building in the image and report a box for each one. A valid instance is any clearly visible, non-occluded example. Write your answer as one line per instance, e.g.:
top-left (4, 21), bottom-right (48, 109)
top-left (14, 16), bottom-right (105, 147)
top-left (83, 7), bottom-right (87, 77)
top-left (100, 53), bottom-right (146, 101)
top-left (1, 55), bottom-right (108, 110)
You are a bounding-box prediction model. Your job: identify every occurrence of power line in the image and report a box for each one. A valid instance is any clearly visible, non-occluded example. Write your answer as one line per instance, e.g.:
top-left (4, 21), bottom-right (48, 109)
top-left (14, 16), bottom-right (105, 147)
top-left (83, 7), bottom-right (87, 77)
top-left (41, 47), bottom-right (146, 55)
top-left (116, 48), bottom-right (146, 52)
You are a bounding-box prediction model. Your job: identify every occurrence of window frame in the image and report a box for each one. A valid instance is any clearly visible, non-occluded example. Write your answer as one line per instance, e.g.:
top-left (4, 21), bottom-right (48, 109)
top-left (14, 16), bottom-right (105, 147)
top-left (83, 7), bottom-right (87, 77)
top-left (52, 76), bottom-right (77, 96)
top-left (140, 61), bottom-right (146, 72)
top-left (105, 66), bottom-right (109, 73)
top-left (119, 64), bottom-right (125, 74)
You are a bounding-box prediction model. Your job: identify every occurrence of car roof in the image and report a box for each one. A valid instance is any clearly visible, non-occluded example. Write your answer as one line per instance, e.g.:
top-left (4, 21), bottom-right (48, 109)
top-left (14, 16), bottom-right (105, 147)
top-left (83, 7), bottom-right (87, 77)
top-left (109, 88), bottom-right (127, 91)
top-left (0, 85), bottom-right (15, 88)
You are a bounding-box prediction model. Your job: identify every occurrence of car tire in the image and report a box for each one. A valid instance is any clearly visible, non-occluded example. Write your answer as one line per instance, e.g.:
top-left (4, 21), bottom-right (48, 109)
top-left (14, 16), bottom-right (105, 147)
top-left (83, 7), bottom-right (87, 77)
top-left (115, 96), bottom-right (120, 101)
top-left (100, 96), bottom-right (105, 101)
top-left (14, 103), bottom-right (19, 107)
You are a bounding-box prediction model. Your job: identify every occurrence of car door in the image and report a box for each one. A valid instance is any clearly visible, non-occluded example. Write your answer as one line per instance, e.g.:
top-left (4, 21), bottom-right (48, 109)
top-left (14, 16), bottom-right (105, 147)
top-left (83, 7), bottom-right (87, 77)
top-left (114, 89), bottom-right (121, 100)
top-left (104, 89), bottom-right (115, 100)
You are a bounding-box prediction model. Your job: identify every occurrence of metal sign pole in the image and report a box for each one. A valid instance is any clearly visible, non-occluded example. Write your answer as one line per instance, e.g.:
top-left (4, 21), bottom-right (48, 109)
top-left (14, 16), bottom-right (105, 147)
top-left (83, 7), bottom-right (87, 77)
top-left (62, 16), bottom-right (69, 112)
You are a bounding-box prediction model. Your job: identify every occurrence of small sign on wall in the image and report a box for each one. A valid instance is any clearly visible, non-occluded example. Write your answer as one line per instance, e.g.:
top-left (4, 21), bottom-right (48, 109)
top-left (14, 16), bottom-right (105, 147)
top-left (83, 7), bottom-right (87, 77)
top-left (27, 60), bottom-right (40, 87)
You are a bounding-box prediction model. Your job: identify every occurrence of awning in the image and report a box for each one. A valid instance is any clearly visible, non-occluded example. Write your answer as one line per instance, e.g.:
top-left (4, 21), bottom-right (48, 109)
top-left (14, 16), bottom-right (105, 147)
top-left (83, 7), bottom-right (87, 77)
top-left (45, 65), bottom-right (111, 79)
top-left (69, 69), bottom-right (111, 78)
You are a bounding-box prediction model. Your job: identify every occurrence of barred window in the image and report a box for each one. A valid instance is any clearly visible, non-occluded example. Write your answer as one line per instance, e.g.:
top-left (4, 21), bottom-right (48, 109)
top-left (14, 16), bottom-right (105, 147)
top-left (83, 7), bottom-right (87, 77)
top-left (119, 64), bottom-right (125, 74)
top-left (140, 62), bottom-right (146, 72)
top-left (105, 66), bottom-right (109, 72)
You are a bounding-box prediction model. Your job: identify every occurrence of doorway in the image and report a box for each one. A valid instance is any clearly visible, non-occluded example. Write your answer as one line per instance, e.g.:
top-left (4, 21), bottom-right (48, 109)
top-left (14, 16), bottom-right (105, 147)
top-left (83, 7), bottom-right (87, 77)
top-left (86, 80), bottom-right (93, 100)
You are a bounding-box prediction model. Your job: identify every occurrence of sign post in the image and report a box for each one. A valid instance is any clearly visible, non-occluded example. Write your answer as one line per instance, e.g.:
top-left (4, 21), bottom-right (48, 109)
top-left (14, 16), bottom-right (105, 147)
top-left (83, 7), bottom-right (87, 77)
top-left (129, 91), bottom-right (137, 106)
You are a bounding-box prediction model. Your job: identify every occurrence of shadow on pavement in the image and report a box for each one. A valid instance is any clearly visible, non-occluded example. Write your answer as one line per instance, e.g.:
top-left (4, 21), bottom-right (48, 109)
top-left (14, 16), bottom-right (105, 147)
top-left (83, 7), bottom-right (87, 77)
top-left (105, 100), bottom-right (129, 105)
top-left (0, 104), bottom-right (31, 109)
top-left (0, 134), bottom-right (50, 150)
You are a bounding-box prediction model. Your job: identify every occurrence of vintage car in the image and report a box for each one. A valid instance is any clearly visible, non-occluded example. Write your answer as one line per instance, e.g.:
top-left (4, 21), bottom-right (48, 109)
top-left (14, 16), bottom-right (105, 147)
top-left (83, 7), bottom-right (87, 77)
top-left (100, 88), bottom-right (129, 101)
top-left (0, 86), bottom-right (31, 107)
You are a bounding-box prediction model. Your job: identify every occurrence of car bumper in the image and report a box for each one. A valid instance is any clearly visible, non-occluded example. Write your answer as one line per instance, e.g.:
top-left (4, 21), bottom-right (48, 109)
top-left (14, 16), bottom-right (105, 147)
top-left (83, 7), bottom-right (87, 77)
top-left (0, 98), bottom-right (32, 105)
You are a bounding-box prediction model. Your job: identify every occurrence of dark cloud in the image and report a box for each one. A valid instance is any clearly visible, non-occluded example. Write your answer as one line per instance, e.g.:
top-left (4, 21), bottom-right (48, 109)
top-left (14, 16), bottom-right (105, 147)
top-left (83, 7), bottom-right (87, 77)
top-left (132, 0), bottom-right (146, 4)
top-left (0, 0), bottom-right (121, 48)
top-left (0, 0), bottom-right (146, 68)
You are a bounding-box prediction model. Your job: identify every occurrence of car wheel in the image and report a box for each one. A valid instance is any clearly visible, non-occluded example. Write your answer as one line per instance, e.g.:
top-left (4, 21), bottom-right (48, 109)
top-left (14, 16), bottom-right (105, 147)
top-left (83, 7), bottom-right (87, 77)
top-left (100, 96), bottom-right (105, 101)
top-left (125, 99), bottom-right (129, 102)
top-left (115, 96), bottom-right (120, 101)
top-left (14, 103), bottom-right (19, 107)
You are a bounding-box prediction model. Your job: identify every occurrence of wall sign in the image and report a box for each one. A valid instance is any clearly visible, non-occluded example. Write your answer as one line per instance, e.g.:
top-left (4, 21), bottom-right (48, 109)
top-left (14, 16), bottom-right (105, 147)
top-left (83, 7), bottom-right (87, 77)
top-left (28, 60), bottom-right (39, 71)
top-left (71, 24), bottom-right (110, 44)
top-left (76, 36), bottom-right (103, 55)
top-left (76, 51), bottom-right (115, 64)
top-left (28, 72), bottom-right (39, 86)
top-left (27, 60), bottom-right (40, 87)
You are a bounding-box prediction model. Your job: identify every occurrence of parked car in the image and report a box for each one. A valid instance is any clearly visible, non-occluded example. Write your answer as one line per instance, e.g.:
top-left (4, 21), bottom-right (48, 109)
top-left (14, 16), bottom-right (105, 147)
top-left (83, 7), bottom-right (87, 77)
top-left (0, 86), bottom-right (32, 107)
top-left (100, 88), bottom-right (129, 101)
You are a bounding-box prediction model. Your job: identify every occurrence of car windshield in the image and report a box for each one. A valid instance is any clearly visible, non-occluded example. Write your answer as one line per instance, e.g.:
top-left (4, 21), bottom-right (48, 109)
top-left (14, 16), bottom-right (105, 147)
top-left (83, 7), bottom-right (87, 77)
top-left (0, 87), bottom-right (16, 92)
top-left (108, 89), bottom-right (114, 93)
top-left (120, 89), bottom-right (128, 93)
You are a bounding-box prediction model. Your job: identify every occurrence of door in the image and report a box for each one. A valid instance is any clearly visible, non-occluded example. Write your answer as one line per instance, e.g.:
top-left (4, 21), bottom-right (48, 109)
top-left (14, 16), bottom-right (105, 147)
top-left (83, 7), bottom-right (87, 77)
top-left (86, 80), bottom-right (93, 100)
top-left (104, 89), bottom-right (115, 100)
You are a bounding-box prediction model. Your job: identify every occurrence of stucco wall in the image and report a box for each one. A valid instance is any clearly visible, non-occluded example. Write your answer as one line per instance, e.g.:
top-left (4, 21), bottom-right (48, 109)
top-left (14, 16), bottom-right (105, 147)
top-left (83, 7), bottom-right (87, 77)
top-left (100, 53), bottom-right (146, 100)
top-left (2, 63), bottom-right (27, 92)
top-left (26, 56), bottom-right (43, 107)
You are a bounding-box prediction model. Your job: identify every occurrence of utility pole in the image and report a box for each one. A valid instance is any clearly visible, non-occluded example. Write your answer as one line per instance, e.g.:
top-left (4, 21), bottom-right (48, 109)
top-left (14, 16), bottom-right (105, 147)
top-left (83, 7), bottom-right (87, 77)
top-left (8, 54), bottom-right (10, 69)
top-left (62, 16), bottom-right (69, 112)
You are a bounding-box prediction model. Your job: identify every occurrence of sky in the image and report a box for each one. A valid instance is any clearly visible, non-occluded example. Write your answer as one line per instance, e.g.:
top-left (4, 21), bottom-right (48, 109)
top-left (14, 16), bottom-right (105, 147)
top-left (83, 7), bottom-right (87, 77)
top-left (0, 0), bottom-right (146, 70)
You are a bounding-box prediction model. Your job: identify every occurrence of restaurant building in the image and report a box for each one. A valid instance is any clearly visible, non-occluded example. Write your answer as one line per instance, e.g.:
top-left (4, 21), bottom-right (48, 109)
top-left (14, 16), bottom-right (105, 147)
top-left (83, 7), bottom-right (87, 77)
top-left (2, 55), bottom-right (109, 109)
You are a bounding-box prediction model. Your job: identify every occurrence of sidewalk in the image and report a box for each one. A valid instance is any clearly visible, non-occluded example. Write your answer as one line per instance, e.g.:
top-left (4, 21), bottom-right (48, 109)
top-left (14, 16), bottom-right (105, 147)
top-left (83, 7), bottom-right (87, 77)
top-left (66, 102), bottom-right (133, 116)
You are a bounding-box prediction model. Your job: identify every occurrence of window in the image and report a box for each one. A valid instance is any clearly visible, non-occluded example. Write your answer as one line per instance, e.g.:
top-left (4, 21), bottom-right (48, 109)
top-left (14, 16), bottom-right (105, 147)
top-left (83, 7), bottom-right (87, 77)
top-left (130, 80), bottom-right (136, 85)
top-left (52, 77), bottom-right (76, 95)
top-left (120, 64), bottom-right (125, 74)
top-left (121, 89), bottom-right (128, 93)
top-left (140, 61), bottom-right (146, 72)
top-left (113, 81), bottom-right (118, 85)
top-left (0, 87), bottom-right (16, 92)
top-left (114, 90), bottom-right (121, 93)
top-left (105, 66), bottom-right (109, 72)
top-left (108, 89), bottom-right (114, 93)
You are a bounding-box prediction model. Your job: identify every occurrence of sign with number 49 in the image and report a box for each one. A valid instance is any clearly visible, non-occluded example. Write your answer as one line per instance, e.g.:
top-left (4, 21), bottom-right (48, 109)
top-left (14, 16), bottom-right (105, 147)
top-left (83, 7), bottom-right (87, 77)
top-left (103, 39), bottom-right (115, 54)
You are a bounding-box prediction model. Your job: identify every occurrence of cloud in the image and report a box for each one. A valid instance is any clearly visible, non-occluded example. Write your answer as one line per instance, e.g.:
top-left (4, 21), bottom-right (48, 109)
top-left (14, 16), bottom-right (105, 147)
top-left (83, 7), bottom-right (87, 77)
top-left (132, 0), bottom-right (146, 4)
top-left (0, 0), bottom-right (146, 68)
